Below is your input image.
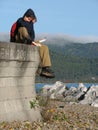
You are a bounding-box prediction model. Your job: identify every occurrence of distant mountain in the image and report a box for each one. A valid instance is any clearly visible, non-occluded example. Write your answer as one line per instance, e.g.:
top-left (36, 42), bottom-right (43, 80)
top-left (48, 42), bottom-right (98, 58)
top-left (37, 34), bottom-right (98, 58)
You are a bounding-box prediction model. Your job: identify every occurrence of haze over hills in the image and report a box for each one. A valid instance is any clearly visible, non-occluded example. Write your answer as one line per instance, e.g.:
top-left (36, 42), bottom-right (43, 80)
top-left (1, 32), bottom-right (98, 58)
top-left (36, 33), bottom-right (98, 45)
top-left (1, 33), bottom-right (98, 44)
top-left (0, 33), bottom-right (10, 42)
top-left (0, 32), bottom-right (98, 58)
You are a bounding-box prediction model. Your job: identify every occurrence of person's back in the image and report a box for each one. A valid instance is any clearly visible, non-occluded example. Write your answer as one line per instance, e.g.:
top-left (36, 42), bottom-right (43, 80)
top-left (10, 22), bottom-right (17, 42)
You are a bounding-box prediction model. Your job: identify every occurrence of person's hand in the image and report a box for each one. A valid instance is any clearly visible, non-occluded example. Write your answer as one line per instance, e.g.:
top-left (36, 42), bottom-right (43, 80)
top-left (32, 41), bottom-right (41, 47)
top-left (32, 38), bottom-right (46, 46)
top-left (34, 40), bottom-right (39, 43)
top-left (32, 18), bottom-right (37, 23)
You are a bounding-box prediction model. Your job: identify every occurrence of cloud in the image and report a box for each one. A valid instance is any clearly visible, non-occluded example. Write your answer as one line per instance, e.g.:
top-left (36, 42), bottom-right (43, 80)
top-left (0, 33), bottom-right (98, 44)
top-left (36, 33), bottom-right (98, 44)
top-left (76, 35), bottom-right (98, 43)
top-left (0, 32), bottom-right (10, 42)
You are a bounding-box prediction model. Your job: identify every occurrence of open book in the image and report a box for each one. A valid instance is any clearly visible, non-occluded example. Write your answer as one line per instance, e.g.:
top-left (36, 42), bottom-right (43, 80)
top-left (32, 38), bottom-right (47, 47)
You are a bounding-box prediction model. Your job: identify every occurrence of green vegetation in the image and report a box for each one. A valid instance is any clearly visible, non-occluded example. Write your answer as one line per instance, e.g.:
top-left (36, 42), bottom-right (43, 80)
top-left (36, 42), bottom-right (98, 83)
top-left (29, 99), bottom-right (39, 109)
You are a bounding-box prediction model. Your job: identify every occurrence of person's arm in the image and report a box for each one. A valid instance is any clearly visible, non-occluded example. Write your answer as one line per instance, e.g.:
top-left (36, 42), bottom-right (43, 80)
top-left (29, 23), bottom-right (35, 42)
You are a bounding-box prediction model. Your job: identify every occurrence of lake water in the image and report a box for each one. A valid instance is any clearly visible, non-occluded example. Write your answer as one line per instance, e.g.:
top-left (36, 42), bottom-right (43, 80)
top-left (35, 83), bottom-right (98, 93)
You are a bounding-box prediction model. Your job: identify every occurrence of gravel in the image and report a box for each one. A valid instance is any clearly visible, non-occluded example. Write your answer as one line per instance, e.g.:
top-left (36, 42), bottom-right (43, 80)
top-left (0, 100), bottom-right (98, 130)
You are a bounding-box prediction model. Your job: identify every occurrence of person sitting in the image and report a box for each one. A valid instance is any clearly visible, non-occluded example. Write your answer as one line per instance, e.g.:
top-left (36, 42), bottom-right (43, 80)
top-left (10, 8), bottom-right (55, 78)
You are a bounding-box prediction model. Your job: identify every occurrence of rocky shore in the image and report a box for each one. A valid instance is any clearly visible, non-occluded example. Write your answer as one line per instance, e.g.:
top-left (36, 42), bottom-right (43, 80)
top-left (40, 81), bottom-right (98, 107)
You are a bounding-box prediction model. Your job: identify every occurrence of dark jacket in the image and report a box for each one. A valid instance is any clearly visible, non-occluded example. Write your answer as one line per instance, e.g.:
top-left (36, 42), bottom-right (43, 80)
top-left (16, 17), bottom-right (35, 42)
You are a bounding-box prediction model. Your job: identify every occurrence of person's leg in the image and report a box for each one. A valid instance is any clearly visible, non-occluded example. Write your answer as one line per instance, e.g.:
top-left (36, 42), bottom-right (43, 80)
top-left (39, 44), bottom-right (51, 67)
top-left (15, 27), bottom-right (31, 44)
top-left (16, 29), bottom-right (55, 78)
top-left (39, 44), bottom-right (55, 78)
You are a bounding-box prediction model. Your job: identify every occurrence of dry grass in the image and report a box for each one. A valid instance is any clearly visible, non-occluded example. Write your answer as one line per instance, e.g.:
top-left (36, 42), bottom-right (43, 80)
top-left (0, 99), bottom-right (98, 130)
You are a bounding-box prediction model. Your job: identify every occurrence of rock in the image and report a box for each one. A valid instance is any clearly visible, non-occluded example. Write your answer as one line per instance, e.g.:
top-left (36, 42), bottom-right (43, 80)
top-left (78, 83), bottom-right (87, 92)
top-left (79, 85), bottom-right (98, 106)
top-left (40, 81), bottom-right (98, 107)
top-left (91, 98), bottom-right (98, 107)
top-left (41, 81), bottom-right (66, 99)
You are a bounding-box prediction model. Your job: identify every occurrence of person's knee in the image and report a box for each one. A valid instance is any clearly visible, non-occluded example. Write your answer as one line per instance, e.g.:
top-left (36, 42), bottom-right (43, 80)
top-left (18, 27), bottom-right (28, 37)
top-left (41, 44), bottom-right (48, 50)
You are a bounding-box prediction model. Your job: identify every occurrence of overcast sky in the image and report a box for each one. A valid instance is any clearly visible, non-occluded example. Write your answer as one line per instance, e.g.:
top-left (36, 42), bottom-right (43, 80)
top-left (0, 0), bottom-right (98, 38)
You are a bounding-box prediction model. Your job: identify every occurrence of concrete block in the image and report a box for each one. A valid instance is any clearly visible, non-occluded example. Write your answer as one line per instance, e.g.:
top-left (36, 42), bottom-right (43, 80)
top-left (0, 42), bottom-right (41, 122)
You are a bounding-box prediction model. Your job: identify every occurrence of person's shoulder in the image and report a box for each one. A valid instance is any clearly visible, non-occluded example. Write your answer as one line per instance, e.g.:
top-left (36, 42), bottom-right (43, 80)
top-left (17, 17), bottom-right (23, 22)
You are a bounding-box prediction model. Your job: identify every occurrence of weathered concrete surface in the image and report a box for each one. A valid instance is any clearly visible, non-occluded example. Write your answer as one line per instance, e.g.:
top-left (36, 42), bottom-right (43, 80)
top-left (0, 42), bottom-right (41, 122)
